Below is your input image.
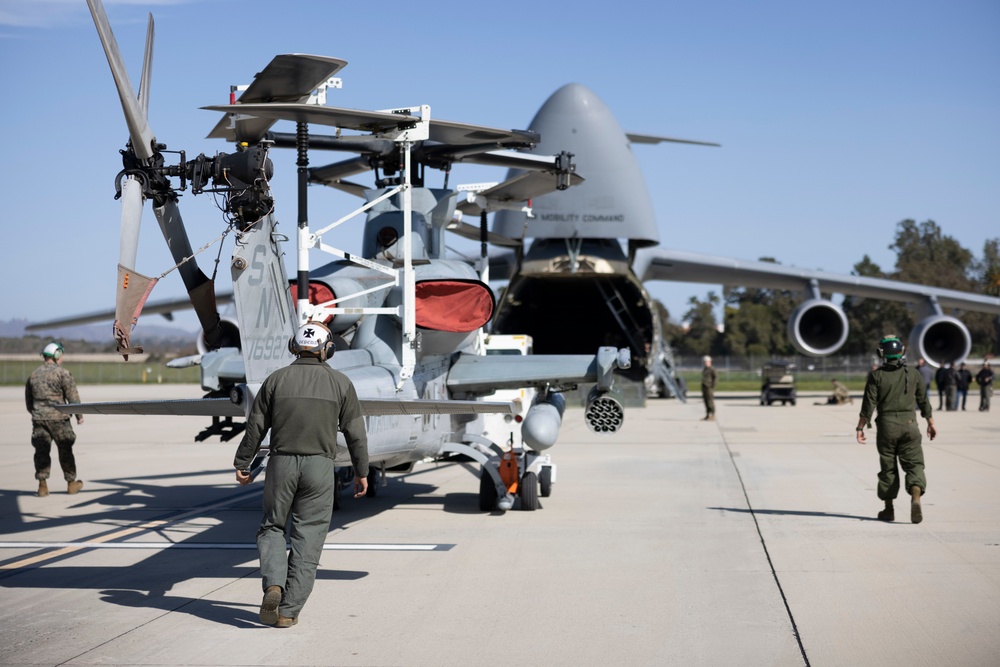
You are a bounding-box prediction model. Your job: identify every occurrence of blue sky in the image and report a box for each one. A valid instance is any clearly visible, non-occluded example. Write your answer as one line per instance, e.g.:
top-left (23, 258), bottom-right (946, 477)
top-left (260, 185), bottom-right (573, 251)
top-left (1, 0), bottom-right (998, 335)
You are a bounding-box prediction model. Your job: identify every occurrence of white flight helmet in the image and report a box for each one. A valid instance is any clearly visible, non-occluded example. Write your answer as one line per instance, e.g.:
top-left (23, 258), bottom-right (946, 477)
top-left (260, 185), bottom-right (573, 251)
top-left (288, 321), bottom-right (335, 361)
top-left (42, 342), bottom-right (64, 360)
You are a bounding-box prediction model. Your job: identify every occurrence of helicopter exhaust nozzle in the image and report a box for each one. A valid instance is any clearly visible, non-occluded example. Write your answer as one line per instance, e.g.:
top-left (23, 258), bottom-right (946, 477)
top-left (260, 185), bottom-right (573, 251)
top-left (787, 298), bottom-right (849, 357)
top-left (197, 315), bottom-right (241, 355)
top-left (584, 386), bottom-right (624, 434)
top-left (908, 314), bottom-right (971, 368)
top-left (522, 392), bottom-right (566, 451)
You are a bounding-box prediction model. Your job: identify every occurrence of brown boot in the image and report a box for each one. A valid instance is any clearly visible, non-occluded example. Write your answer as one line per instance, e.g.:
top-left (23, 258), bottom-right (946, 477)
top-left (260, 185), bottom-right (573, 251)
top-left (37, 480), bottom-right (49, 497)
top-left (259, 585), bottom-right (282, 625)
top-left (67, 480), bottom-right (84, 495)
top-left (275, 615), bottom-right (298, 628)
top-left (910, 486), bottom-right (923, 524)
top-left (877, 500), bottom-right (894, 522)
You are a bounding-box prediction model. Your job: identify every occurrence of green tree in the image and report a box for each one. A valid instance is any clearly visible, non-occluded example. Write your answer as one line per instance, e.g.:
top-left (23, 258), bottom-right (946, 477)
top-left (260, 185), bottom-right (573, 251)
top-left (845, 221), bottom-right (998, 356)
top-left (672, 292), bottom-right (722, 357)
top-left (842, 255), bottom-right (913, 355)
top-left (721, 259), bottom-right (797, 357)
top-left (891, 219), bottom-right (975, 291)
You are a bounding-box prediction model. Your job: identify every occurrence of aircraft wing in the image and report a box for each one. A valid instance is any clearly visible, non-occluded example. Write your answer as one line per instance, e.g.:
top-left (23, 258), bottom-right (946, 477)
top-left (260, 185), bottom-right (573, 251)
top-left (54, 398), bottom-right (512, 418)
top-left (634, 247), bottom-right (1000, 314)
top-left (25, 293), bottom-right (235, 331)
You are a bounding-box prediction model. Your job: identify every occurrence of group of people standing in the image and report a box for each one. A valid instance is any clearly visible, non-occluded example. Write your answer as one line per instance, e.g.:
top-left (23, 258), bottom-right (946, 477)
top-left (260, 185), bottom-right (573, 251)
top-left (915, 358), bottom-right (993, 412)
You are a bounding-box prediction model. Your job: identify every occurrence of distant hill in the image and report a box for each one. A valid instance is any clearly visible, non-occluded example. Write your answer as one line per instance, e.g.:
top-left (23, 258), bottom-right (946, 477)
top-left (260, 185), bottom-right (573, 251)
top-left (1, 319), bottom-right (199, 356)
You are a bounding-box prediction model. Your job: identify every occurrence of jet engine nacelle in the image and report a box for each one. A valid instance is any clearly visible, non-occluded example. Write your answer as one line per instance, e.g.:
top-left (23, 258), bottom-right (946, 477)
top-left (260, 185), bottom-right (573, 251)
top-left (908, 314), bottom-right (971, 367)
top-left (521, 392), bottom-right (566, 451)
top-left (584, 386), bottom-right (624, 434)
top-left (787, 298), bottom-right (849, 357)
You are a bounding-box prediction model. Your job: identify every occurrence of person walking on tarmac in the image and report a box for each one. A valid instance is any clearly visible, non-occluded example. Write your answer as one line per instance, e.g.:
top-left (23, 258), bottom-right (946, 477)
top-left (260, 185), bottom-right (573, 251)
top-left (701, 355), bottom-right (718, 421)
top-left (234, 321), bottom-right (369, 628)
top-left (25, 342), bottom-right (85, 497)
top-left (856, 335), bottom-right (936, 524)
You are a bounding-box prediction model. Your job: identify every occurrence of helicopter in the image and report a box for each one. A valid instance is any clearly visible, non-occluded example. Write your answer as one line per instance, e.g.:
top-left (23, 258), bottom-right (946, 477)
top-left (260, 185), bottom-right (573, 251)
top-left (50, 0), bottom-right (633, 513)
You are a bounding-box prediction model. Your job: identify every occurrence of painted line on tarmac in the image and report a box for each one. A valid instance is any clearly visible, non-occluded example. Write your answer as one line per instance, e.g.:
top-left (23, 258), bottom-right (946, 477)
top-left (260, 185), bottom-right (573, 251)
top-left (0, 488), bottom-right (262, 571)
top-left (0, 542), bottom-right (452, 552)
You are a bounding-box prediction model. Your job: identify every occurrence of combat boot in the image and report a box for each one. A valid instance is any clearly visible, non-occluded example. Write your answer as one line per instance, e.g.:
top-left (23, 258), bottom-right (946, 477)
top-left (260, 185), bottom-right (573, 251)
top-left (67, 480), bottom-right (83, 494)
top-left (37, 480), bottom-right (49, 497)
top-left (259, 585), bottom-right (282, 625)
top-left (910, 486), bottom-right (923, 524)
top-left (877, 500), bottom-right (894, 522)
top-left (275, 615), bottom-right (298, 628)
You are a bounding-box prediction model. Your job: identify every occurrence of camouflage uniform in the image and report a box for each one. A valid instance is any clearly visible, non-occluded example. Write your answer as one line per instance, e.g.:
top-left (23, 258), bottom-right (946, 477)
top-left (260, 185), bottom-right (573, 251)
top-left (25, 361), bottom-right (82, 482)
top-left (859, 360), bottom-right (932, 501)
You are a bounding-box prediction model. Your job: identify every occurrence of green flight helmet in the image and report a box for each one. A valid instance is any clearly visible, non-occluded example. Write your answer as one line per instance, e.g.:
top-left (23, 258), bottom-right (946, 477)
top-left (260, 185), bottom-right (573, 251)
top-left (877, 335), bottom-right (904, 360)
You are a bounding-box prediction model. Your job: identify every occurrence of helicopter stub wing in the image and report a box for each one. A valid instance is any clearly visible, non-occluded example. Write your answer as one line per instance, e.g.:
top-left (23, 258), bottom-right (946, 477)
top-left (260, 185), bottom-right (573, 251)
top-left (206, 54), bottom-right (348, 143)
top-left (446, 353), bottom-right (606, 395)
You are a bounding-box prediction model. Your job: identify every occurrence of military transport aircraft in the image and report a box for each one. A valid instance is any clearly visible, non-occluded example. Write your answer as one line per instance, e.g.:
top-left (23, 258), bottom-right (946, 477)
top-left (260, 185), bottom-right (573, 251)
top-left (43, 0), bottom-right (634, 513)
top-left (484, 83), bottom-right (1000, 380)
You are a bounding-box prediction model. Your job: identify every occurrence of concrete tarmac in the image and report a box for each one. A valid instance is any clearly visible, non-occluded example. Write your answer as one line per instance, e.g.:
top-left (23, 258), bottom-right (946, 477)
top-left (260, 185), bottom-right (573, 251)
top-left (1, 384), bottom-right (997, 666)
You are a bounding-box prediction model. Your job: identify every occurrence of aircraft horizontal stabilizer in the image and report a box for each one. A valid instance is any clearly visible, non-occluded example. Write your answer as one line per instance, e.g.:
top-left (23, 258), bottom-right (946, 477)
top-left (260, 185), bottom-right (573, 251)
top-left (625, 132), bottom-right (720, 147)
top-left (56, 397), bottom-right (511, 418)
top-left (56, 398), bottom-right (242, 417)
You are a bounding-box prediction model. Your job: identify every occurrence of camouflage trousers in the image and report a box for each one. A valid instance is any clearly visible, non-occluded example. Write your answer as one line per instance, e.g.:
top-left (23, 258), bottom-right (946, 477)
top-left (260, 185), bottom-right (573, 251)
top-left (31, 419), bottom-right (78, 482)
top-left (702, 386), bottom-right (715, 416)
top-left (874, 414), bottom-right (925, 500)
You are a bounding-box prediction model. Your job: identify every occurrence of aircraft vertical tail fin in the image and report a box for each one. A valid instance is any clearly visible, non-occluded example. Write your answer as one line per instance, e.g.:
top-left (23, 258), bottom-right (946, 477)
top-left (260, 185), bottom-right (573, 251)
top-left (231, 214), bottom-right (297, 384)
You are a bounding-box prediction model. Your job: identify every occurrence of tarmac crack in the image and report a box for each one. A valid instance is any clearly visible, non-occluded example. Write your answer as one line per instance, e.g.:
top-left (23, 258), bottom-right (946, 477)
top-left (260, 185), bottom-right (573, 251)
top-left (720, 432), bottom-right (812, 667)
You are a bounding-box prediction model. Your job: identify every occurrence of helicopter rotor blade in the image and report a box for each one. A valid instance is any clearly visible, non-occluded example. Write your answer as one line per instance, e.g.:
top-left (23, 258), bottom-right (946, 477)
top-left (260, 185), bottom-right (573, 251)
top-left (138, 13), bottom-right (153, 115)
top-left (86, 0), bottom-right (156, 161)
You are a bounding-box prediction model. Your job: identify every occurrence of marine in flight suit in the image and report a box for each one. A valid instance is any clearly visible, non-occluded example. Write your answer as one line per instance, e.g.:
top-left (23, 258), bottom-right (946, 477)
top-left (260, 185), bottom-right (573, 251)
top-left (856, 336), bottom-right (936, 524)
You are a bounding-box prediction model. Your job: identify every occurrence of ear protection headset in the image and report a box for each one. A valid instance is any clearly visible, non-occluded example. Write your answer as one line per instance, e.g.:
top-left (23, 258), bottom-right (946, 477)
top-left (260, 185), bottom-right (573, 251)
top-left (288, 321), bottom-right (335, 361)
top-left (41, 342), bottom-right (64, 361)
top-left (876, 335), bottom-right (904, 360)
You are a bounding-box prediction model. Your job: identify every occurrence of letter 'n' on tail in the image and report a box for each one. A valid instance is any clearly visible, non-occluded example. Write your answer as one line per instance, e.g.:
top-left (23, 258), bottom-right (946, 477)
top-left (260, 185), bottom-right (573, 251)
top-left (231, 215), bottom-right (296, 385)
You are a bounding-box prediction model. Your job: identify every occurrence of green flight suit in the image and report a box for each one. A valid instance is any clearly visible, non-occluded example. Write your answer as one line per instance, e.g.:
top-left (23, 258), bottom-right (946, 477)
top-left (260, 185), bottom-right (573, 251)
top-left (702, 365), bottom-right (718, 418)
top-left (859, 360), bottom-right (932, 500)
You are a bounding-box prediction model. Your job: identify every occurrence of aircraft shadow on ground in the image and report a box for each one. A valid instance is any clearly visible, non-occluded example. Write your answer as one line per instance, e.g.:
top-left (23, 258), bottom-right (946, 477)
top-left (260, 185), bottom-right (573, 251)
top-left (0, 464), bottom-right (493, 626)
top-left (708, 506), bottom-right (882, 522)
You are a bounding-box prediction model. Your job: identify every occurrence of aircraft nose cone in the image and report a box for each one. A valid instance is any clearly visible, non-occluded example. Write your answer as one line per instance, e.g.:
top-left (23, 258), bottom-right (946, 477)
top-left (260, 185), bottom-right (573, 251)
top-left (493, 84), bottom-right (660, 245)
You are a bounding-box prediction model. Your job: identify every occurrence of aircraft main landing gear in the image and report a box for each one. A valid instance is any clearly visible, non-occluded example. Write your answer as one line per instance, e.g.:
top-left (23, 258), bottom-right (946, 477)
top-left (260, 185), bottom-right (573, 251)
top-left (478, 448), bottom-right (554, 512)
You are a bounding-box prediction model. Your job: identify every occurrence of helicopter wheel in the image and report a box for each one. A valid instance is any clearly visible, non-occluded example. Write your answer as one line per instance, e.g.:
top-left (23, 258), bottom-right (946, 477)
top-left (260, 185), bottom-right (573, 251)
top-left (539, 466), bottom-right (553, 497)
top-left (519, 471), bottom-right (540, 511)
top-left (479, 466), bottom-right (497, 511)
